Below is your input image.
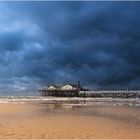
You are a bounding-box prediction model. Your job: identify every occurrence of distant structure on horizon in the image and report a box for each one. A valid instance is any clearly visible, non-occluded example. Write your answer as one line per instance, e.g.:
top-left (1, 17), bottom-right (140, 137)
top-left (39, 81), bottom-right (89, 97)
top-left (39, 81), bottom-right (140, 98)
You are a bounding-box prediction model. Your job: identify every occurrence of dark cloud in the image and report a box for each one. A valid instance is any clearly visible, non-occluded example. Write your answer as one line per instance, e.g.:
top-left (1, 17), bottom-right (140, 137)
top-left (0, 1), bottom-right (140, 95)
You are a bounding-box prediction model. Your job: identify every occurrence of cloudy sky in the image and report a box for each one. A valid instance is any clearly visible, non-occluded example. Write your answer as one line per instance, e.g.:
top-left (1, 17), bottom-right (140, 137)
top-left (0, 1), bottom-right (140, 95)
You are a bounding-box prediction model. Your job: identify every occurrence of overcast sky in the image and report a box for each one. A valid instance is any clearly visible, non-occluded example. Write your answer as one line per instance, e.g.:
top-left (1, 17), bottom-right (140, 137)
top-left (0, 1), bottom-right (140, 95)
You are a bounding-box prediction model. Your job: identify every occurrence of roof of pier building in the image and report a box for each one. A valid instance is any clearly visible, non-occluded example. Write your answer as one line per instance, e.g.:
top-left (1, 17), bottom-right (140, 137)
top-left (61, 84), bottom-right (77, 90)
top-left (47, 85), bottom-right (61, 90)
top-left (47, 84), bottom-right (89, 91)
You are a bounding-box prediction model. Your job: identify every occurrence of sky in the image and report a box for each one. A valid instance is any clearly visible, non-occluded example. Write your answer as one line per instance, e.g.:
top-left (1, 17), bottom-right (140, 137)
top-left (0, 1), bottom-right (140, 95)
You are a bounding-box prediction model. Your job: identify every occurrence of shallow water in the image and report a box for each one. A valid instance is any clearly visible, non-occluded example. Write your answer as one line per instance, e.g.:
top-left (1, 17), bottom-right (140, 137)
top-left (0, 96), bottom-right (140, 107)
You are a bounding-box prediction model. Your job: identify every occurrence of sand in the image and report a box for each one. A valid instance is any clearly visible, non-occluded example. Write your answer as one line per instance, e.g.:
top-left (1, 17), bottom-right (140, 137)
top-left (0, 101), bottom-right (140, 139)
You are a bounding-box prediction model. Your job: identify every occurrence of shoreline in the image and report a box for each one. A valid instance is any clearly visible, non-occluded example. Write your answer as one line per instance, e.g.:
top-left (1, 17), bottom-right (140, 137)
top-left (0, 96), bottom-right (139, 108)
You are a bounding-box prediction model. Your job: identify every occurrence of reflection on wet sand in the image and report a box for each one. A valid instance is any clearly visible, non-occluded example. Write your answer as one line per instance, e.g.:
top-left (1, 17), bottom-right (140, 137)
top-left (0, 98), bottom-right (140, 139)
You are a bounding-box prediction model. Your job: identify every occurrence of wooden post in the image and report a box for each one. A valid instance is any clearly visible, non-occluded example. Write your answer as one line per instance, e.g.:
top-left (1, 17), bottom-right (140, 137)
top-left (76, 81), bottom-right (80, 97)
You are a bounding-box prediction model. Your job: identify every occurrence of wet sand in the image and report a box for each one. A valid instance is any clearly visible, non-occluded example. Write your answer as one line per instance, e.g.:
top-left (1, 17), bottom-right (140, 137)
top-left (0, 100), bottom-right (140, 139)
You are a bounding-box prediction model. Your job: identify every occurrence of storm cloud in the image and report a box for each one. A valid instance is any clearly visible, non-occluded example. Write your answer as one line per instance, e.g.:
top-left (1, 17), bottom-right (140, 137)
top-left (0, 1), bottom-right (140, 95)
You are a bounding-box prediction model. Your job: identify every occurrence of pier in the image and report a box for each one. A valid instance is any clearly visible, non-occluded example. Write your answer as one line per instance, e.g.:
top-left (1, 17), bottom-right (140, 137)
top-left (39, 82), bottom-right (140, 98)
top-left (79, 90), bottom-right (140, 98)
top-left (39, 89), bottom-right (140, 98)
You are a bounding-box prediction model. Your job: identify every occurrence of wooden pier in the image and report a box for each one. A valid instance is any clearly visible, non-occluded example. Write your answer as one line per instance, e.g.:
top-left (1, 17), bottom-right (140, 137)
top-left (40, 89), bottom-right (79, 97)
top-left (39, 82), bottom-right (140, 98)
top-left (39, 87), bottom-right (140, 98)
top-left (79, 90), bottom-right (140, 98)
top-left (39, 82), bottom-right (87, 97)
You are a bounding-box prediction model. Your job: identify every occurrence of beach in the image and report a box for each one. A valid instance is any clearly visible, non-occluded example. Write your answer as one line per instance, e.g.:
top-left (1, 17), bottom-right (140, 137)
top-left (0, 97), bottom-right (140, 139)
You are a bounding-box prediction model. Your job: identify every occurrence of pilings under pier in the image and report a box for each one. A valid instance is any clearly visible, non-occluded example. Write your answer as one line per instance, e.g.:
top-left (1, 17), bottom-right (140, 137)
top-left (39, 89), bottom-right (140, 98)
top-left (79, 90), bottom-right (140, 98)
top-left (40, 89), bottom-right (79, 97)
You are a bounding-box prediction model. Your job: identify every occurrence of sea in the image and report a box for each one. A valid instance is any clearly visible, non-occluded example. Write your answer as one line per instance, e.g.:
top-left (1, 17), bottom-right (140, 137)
top-left (0, 96), bottom-right (140, 107)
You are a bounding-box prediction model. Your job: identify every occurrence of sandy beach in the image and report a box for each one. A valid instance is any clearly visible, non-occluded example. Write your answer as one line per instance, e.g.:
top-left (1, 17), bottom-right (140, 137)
top-left (0, 98), bottom-right (140, 139)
